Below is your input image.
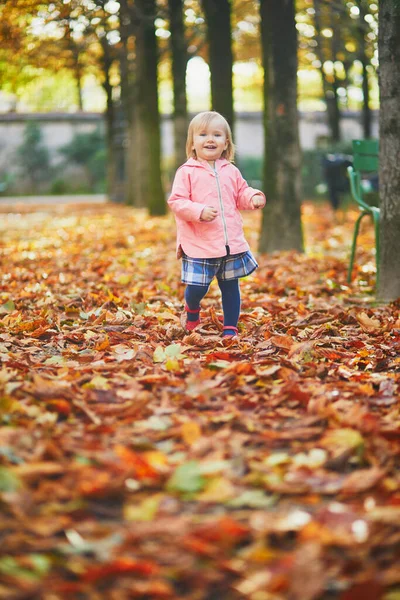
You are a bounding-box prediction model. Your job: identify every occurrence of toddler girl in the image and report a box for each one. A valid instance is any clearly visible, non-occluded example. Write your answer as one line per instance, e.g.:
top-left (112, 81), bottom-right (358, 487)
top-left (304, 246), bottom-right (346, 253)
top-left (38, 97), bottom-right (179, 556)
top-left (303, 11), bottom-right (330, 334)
top-left (168, 111), bottom-right (266, 338)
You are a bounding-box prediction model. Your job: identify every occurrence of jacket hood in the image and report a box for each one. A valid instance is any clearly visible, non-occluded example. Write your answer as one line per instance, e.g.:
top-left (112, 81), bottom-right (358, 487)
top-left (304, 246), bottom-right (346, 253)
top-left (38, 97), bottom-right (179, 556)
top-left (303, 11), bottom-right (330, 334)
top-left (183, 158), bottom-right (231, 169)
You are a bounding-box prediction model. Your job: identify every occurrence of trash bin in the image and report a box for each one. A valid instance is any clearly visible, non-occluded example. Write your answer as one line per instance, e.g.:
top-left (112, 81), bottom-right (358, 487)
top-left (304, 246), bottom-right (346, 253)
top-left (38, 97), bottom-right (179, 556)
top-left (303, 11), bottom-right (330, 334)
top-left (322, 153), bottom-right (353, 210)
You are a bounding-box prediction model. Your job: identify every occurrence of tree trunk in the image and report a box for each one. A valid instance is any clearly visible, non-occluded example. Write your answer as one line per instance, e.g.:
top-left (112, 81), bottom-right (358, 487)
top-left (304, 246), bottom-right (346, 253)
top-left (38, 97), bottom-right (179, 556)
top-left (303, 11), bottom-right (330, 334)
top-left (118, 0), bottom-right (134, 204)
top-left (201, 0), bottom-right (234, 131)
top-left (130, 0), bottom-right (165, 214)
top-left (313, 0), bottom-right (341, 142)
top-left (258, 0), bottom-right (303, 254)
top-left (76, 68), bottom-right (83, 111)
top-left (355, 0), bottom-right (372, 138)
top-left (361, 59), bottom-right (371, 138)
top-left (100, 37), bottom-right (118, 202)
top-left (377, 0), bottom-right (400, 301)
top-left (330, 26), bottom-right (341, 142)
top-left (168, 0), bottom-right (188, 169)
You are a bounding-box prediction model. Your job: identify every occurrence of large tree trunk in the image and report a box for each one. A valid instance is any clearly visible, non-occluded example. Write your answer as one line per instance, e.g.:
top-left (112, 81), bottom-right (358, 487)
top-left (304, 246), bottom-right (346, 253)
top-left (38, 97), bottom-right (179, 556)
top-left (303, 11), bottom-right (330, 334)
top-left (168, 0), bottom-right (188, 169)
top-left (377, 0), bottom-right (400, 301)
top-left (258, 0), bottom-right (303, 254)
top-left (130, 0), bottom-right (165, 214)
top-left (201, 0), bottom-right (234, 131)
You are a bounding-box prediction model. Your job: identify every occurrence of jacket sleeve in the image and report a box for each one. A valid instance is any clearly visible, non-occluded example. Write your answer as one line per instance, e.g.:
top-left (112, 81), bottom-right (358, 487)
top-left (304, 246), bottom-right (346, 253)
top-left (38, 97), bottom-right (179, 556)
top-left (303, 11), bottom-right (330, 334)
top-left (235, 167), bottom-right (266, 210)
top-left (167, 167), bottom-right (205, 222)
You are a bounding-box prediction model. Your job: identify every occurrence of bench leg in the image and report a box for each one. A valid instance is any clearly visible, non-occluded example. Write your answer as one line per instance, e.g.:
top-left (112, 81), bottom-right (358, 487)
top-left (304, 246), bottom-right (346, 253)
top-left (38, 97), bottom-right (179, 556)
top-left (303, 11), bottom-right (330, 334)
top-left (347, 212), bottom-right (370, 283)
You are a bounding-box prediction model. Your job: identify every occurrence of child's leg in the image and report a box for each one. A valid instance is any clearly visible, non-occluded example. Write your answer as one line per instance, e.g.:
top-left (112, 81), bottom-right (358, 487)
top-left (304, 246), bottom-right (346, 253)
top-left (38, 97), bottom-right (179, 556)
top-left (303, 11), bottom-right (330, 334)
top-left (183, 284), bottom-right (209, 329)
top-left (218, 278), bottom-right (240, 336)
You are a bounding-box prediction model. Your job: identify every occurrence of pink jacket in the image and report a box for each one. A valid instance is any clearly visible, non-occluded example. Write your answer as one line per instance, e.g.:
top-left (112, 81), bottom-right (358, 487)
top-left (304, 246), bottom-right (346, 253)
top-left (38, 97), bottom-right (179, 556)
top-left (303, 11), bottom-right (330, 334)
top-left (168, 158), bottom-right (266, 259)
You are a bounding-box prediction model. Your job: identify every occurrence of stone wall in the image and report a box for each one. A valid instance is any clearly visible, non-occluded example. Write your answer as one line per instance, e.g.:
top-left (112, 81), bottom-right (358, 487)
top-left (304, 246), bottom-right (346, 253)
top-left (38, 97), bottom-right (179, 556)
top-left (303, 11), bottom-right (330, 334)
top-left (0, 110), bottom-right (378, 192)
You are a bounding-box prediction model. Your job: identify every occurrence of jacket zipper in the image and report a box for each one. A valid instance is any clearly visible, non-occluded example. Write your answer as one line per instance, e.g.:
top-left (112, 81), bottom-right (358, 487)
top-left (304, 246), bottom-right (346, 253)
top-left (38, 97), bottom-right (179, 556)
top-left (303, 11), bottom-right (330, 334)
top-left (212, 164), bottom-right (230, 254)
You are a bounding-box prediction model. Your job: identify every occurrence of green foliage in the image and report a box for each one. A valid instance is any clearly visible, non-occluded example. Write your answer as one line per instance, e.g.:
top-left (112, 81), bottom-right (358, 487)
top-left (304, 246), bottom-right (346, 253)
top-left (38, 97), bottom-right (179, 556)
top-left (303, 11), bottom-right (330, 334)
top-left (301, 143), bottom-right (353, 200)
top-left (0, 172), bottom-right (14, 195)
top-left (59, 127), bottom-right (107, 192)
top-left (236, 156), bottom-right (263, 187)
top-left (237, 144), bottom-right (357, 202)
top-left (49, 179), bottom-right (69, 195)
top-left (19, 71), bottom-right (84, 113)
top-left (16, 121), bottom-right (51, 189)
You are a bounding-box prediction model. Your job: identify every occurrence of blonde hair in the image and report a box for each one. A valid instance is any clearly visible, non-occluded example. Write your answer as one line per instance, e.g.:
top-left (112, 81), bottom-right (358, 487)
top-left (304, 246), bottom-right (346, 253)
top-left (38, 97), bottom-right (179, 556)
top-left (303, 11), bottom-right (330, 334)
top-left (186, 111), bottom-right (235, 161)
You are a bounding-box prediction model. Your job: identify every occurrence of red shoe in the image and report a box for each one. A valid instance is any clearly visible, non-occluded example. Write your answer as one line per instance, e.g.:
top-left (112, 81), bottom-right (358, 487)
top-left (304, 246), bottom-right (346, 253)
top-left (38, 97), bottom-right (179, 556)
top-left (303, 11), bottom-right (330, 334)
top-left (222, 326), bottom-right (238, 338)
top-left (181, 304), bottom-right (200, 331)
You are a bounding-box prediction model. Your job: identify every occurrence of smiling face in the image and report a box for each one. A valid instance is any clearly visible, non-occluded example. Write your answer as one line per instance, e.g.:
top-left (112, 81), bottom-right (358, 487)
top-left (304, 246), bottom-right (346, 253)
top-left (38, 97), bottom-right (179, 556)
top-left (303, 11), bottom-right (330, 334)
top-left (186, 111), bottom-right (234, 162)
top-left (192, 118), bottom-right (228, 164)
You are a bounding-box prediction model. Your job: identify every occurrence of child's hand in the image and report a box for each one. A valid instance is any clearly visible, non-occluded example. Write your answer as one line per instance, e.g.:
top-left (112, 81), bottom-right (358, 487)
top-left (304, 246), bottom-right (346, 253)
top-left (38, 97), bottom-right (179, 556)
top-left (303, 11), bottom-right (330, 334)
top-left (252, 194), bottom-right (265, 209)
top-left (200, 206), bottom-right (218, 221)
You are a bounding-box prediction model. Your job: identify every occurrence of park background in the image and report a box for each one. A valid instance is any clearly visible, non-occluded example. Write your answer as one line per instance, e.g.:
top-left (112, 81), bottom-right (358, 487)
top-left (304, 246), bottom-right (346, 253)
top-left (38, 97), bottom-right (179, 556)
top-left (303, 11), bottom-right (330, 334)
top-left (1, 1), bottom-right (400, 599)
top-left (0, 0), bottom-right (379, 202)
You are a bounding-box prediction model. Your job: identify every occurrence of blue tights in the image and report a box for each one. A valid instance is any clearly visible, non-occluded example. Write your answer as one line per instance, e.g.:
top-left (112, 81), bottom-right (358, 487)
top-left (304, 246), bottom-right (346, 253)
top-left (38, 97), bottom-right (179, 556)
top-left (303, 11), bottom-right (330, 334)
top-left (185, 279), bottom-right (240, 334)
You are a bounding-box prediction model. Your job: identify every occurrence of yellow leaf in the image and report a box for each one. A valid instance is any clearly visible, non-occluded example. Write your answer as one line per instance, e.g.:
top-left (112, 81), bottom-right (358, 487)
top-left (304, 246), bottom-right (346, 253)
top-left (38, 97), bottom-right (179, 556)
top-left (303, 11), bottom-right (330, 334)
top-left (143, 451), bottom-right (169, 472)
top-left (95, 335), bottom-right (110, 351)
top-left (198, 477), bottom-right (235, 502)
top-left (165, 358), bottom-right (180, 372)
top-left (181, 421), bottom-right (202, 445)
top-left (124, 494), bottom-right (162, 521)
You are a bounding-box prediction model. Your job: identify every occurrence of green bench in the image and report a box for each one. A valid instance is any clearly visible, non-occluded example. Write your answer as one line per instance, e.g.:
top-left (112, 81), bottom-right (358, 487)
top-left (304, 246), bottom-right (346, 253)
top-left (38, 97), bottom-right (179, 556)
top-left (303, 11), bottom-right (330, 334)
top-left (347, 139), bottom-right (380, 284)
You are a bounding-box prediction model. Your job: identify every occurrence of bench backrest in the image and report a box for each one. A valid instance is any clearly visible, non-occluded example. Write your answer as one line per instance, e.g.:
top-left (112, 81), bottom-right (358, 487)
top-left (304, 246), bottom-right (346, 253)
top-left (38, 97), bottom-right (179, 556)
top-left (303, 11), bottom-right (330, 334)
top-left (352, 139), bottom-right (379, 172)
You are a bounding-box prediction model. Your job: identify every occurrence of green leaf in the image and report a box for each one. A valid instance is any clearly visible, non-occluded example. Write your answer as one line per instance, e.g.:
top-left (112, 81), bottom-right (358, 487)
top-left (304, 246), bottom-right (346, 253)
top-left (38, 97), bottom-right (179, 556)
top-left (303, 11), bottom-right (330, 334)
top-left (44, 356), bottom-right (65, 366)
top-left (167, 461), bottom-right (206, 494)
top-left (0, 466), bottom-right (22, 492)
top-left (29, 554), bottom-right (51, 576)
top-left (153, 346), bottom-right (166, 363)
top-left (0, 557), bottom-right (37, 580)
top-left (154, 344), bottom-right (185, 364)
top-left (0, 300), bottom-right (15, 314)
top-left (164, 344), bottom-right (185, 359)
top-left (228, 490), bottom-right (277, 509)
top-left (207, 360), bottom-right (231, 370)
top-left (132, 302), bottom-right (146, 315)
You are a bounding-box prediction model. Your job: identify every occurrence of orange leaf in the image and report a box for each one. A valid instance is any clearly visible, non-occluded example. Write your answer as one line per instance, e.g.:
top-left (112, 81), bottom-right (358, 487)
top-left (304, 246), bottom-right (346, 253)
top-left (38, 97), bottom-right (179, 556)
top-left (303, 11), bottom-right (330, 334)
top-left (83, 558), bottom-right (159, 582)
top-left (114, 445), bottom-right (160, 480)
top-left (269, 335), bottom-right (293, 350)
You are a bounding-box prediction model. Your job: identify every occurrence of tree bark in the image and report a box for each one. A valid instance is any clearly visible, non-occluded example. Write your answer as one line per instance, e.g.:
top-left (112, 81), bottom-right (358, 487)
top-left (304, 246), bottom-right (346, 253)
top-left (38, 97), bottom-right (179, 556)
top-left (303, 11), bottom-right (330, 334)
top-left (258, 0), bottom-right (303, 254)
top-left (168, 0), bottom-right (188, 169)
top-left (118, 0), bottom-right (134, 204)
top-left (100, 37), bottom-right (118, 202)
top-left (355, 0), bottom-right (372, 138)
top-left (377, 0), bottom-right (400, 301)
top-left (128, 0), bottom-right (165, 214)
top-left (313, 0), bottom-right (341, 142)
top-left (201, 0), bottom-right (234, 131)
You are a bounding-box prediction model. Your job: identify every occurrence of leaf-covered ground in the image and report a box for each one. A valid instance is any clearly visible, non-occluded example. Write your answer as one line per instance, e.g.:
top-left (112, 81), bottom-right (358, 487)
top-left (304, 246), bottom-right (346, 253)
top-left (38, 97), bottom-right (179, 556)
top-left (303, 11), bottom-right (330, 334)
top-left (0, 201), bottom-right (399, 600)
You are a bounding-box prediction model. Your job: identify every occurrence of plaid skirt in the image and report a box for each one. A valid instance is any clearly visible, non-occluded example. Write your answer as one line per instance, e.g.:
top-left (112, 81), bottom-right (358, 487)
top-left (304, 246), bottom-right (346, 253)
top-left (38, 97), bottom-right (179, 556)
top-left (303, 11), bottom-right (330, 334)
top-left (182, 251), bottom-right (258, 286)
